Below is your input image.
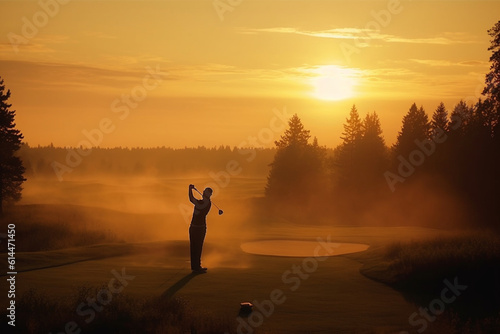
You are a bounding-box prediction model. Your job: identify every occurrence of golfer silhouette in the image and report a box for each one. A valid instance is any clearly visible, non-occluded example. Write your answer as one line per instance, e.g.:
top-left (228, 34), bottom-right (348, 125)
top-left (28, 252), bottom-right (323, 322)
top-left (188, 184), bottom-right (212, 273)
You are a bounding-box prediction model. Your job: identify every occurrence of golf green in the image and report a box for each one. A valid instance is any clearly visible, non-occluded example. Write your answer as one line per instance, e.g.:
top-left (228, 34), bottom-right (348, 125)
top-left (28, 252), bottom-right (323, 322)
top-left (240, 240), bottom-right (369, 257)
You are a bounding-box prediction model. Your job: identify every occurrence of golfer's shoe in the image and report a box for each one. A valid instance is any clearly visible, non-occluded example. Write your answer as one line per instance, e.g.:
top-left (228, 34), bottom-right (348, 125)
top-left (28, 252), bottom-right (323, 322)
top-left (192, 268), bottom-right (207, 274)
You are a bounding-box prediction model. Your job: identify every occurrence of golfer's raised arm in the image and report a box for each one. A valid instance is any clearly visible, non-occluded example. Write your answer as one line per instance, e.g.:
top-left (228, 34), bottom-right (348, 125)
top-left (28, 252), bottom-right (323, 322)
top-left (189, 184), bottom-right (197, 204)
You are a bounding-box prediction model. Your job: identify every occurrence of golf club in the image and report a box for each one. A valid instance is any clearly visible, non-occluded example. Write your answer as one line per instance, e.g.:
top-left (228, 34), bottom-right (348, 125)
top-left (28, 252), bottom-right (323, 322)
top-left (193, 186), bottom-right (224, 215)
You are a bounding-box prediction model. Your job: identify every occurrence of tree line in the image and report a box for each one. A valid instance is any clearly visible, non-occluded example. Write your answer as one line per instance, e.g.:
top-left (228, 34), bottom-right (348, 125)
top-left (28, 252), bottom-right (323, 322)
top-left (17, 144), bottom-right (277, 180)
top-left (264, 20), bottom-right (500, 228)
top-left (265, 99), bottom-right (500, 228)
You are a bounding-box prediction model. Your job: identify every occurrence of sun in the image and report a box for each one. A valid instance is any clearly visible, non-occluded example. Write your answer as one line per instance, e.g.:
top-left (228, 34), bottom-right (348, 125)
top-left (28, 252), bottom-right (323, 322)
top-left (310, 65), bottom-right (358, 101)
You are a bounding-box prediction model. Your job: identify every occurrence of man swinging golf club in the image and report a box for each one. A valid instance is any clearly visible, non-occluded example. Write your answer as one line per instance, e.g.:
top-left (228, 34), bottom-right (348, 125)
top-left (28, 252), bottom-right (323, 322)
top-left (188, 184), bottom-right (213, 274)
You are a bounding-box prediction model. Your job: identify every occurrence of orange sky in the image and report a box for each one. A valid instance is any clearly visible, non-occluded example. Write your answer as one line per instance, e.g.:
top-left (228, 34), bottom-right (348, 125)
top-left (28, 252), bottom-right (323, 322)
top-left (0, 0), bottom-right (498, 148)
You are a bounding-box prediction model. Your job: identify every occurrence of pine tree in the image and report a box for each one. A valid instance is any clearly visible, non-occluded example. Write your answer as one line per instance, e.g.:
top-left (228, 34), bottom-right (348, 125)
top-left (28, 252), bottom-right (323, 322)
top-left (431, 102), bottom-right (449, 134)
top-left (393, 103), bottom-right (430, 159)
top-left (0, 77), bottom-right (26, 215)
top-left (361, 112), bottom-right (387, 164)
top-left (333, 107), bottom-right (387, 192)
top-left (359, 111), bottom-right (388, 189)
top-left (449, 100), bottom-right (473, 135)
top-left (340, 105), bottom-right (363, 148)
top-left (483, 19), bottom-right (500, 135)
top-left (265, 114), bottom-right (325, 206)
top-left (336, 105), bottom-right (363, 177)
top-left (363, 112), bottom-right (385, 149)
top-left (274, 114), bottom-right (310, 149)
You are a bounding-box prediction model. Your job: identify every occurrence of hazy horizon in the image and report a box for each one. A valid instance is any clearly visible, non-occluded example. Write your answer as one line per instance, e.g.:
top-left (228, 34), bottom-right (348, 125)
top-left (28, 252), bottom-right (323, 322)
top-left (1, 0), bottom-right (498, 149)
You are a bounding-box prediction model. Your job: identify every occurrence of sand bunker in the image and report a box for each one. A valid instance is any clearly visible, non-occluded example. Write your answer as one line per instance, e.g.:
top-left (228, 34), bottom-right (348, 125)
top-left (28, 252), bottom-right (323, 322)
top-left (240, 240), bottom-right (369, 257)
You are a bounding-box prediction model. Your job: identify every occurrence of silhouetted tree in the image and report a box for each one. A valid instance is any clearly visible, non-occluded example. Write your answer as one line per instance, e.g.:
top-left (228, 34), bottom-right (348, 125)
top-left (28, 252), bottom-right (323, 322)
top-left (425, 102), bottom-right (450, 174)
top-left (332, 107), bottom-right (388, 198)
top-left (274, 113), bottom-right (311, 148)
top-left (359, 111), bottom-right (388, 186)
top-left (265, 114), bottom-right (326, 208)
top-left (393, 103), bottom-right (430, 160)
top-left (445, 100), bottom-right (474, 182)
top-left (483, 19), bottom-right (500, 136)
top-left (362, 112), bottom-right (386, 154)
top-left (431, 102), bottom-right (449, 134)
top-left (0, 77), bottom-right (26, 215)
top-left (449, 100), bottom-right (473, 136)
top-left (333, 105), bottom-right (363, 187)
top-left (309, 137), bottom-right (327, 178)
top-left (477, 20), bottom-right (500, 225)
top-left (339, 105), bottom-right (363, 161)
top-left (468, 99), bottom-right (493, 141)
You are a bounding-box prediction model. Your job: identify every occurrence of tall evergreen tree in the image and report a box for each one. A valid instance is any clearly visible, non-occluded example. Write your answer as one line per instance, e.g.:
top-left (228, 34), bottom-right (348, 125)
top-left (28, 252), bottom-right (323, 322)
top-left (483, 20), bottom-right (500, 135)
top-left (333, 107), bottom-right (387, 192)
top-left (335, 105), bottom-right (363, 182)
top-left (275, 113), bottom-right (310, 148)
top-left (359, 111), bottom-right (388, 189)
top-left (478, 21), bottom-right (500, 225)
top-left (265, 114), bottom-right (325, 206)
top-left (340, 105), bottom-right (363, 149)
top-left (449, 100), bottom-right (473, 135)
top-left (0, 77), bottom-right (26, 215)
top-left (468, 99), bottom-right (493, 139)
top-left (361, 112), bottom-right (387, 164)
top-left (425, 103), bottom-right (451, 175)
top-left (393, 103), bottom-right (430, 159)
top-left (431, 102), bottom-right (449, 134)
top-left (363, 112), bottom-right (385, 148)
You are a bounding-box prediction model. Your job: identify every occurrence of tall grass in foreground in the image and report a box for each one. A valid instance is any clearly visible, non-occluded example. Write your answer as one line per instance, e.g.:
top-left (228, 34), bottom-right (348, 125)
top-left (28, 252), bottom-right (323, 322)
top-left (385, 232), bottom-right (500, 280)
top-left (422, 312), bottom-right (500, 334)
top-left (383, 232), bottom-right (500, 332)
top-left (1, 287), bottom-right (235, 334)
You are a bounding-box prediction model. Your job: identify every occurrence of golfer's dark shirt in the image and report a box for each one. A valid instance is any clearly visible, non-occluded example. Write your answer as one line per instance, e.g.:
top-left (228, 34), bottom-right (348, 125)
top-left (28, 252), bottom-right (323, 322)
top-left (191, 199), bottom-right (211, 226)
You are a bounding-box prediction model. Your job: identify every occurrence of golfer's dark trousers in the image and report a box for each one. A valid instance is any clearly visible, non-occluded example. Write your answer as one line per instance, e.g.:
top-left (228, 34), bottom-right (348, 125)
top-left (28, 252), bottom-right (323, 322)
top-left (189, 224), bottom-right (206, 270)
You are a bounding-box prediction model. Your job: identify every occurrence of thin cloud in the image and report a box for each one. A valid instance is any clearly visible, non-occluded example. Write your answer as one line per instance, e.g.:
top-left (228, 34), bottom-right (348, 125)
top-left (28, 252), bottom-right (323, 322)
top-left (239, 27), bottom-right (476, 46)
top-left (0, 60), bottom-right (175, 92)
top-left (172, 64), bottom-right (288, 82)
top-left (0, 41), bottom-right (56, 54)
top-left (410, 59), bottom-right (489, 67)
top-left (0, 34), bottom-right (73, 56)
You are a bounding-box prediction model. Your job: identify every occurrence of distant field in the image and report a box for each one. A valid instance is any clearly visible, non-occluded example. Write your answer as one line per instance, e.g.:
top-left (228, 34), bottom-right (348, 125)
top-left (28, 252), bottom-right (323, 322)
top-left (20, 176), bottom-right (268, 213)
top-left (7, 176), bottom-right (268, 247)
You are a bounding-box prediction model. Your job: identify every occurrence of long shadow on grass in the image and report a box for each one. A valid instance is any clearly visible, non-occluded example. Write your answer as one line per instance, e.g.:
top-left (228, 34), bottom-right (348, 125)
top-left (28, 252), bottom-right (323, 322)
top-left (161, 272), bottom-right (201, 299)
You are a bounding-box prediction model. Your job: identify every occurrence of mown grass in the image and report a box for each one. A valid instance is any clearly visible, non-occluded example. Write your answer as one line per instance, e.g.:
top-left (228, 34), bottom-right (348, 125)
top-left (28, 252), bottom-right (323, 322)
top-left (1, 287), bottom-right (235, 334)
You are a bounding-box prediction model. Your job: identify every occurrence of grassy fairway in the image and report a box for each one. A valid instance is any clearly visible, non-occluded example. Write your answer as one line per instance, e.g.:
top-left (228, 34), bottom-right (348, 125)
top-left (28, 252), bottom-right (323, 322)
top-left (5, 225), bottom-right (447, 333)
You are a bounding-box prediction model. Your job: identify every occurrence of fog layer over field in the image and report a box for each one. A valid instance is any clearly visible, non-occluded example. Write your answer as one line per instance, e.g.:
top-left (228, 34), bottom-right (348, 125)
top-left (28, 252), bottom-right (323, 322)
top-left (17, 175), bottom-right (265, 244)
